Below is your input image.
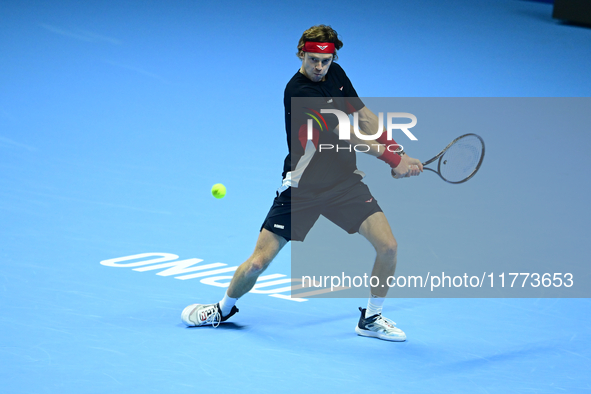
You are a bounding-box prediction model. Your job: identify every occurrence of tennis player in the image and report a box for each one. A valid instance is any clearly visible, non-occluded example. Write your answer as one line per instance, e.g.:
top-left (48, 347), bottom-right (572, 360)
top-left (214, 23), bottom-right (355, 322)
top-left (182, 25), bottom-right (422, 341)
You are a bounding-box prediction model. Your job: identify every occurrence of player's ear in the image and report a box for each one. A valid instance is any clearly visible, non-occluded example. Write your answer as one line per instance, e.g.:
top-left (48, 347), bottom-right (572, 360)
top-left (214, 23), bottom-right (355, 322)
top-left (297, 50), bottom-right (305, 60)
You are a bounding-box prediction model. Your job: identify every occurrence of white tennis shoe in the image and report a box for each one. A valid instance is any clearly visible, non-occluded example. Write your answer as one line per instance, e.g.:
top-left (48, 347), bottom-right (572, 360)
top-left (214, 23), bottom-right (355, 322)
top-left (355, 307), bottom-right (406, 341)
top-left (181, 303), bottom-right (238, 327)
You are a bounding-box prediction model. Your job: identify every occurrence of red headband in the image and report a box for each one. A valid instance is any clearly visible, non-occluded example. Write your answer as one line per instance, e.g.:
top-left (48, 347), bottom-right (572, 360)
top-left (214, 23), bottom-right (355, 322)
top-left (302, 41), bottom-right (335, 54)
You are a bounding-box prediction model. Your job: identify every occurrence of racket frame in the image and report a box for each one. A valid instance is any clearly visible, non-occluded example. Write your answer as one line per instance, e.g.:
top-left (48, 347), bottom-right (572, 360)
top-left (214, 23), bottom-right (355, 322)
top-left (391, 133), bottom-right (485, 184)
top-left (424, 133), bottom-right (485, 184)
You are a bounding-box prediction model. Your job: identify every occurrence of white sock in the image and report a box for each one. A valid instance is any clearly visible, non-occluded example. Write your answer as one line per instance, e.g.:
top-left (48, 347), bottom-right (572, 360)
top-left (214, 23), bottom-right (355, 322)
top-left (219, 293), bottom-right (237, 317)
top-left (366, 294), bottom-right (385, 318)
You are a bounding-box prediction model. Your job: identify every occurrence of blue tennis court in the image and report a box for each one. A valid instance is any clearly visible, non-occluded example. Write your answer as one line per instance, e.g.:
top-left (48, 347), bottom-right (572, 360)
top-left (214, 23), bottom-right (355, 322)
top-left (2, 0), bottom-right (591, 393)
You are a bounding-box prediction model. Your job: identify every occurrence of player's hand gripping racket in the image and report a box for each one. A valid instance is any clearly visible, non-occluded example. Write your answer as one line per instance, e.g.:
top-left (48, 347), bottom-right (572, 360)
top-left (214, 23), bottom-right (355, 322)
top-left (392, 133), bottom-right (485, 184)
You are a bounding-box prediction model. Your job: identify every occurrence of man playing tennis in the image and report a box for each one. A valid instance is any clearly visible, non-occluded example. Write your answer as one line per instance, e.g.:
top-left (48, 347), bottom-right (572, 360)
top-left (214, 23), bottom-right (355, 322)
top-left (181, 25), bottom-right (422, 341)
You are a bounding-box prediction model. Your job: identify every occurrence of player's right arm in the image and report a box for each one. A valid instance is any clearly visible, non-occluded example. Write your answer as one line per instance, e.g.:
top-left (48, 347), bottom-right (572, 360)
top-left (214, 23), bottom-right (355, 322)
top-left (340, 106), bottom-right (422, 178)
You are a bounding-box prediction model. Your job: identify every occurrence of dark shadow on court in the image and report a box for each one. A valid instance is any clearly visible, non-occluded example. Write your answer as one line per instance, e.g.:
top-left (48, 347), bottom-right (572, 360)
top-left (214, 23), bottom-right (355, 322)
top-left (180, 322), bottom-right (247, 330)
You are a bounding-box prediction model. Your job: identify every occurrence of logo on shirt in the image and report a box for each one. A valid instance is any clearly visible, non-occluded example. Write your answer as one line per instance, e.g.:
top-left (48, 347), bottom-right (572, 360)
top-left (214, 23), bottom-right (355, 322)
top-left (339, 86), bottom-right (343, 91)
top-left (274, 224), bottom-right (285, 230)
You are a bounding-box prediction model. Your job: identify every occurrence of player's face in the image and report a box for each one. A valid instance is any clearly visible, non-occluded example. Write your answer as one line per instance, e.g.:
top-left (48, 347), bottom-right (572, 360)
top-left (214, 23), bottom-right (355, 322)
top-left (300, 52), bottom-right (333, 82)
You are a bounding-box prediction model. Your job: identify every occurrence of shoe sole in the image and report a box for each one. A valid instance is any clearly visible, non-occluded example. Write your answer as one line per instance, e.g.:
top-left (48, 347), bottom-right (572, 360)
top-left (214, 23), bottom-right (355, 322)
top-left (355, 326), bottom-right (407, 342)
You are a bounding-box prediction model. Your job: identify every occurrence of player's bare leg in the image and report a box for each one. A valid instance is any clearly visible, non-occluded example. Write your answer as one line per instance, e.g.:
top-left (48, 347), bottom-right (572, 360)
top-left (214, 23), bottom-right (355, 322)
top-left (226, 229), bottom-right (288, 299)
top-left (181, 228), bottom-right (287, 327)
top-left (358, 211), bottom-right (398, 297)
top-left (355, 211), bottom-right (406, 341)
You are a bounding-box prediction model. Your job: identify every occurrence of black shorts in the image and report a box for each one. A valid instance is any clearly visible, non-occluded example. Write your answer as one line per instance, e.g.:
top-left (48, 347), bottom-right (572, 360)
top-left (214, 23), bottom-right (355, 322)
top-left (261, 178), bottom-right (382, 242)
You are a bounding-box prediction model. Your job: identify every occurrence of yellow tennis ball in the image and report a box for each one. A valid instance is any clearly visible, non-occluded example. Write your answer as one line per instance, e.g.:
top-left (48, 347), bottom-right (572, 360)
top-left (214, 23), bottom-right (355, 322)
top-left (211, 183), bottom-right (226, 199)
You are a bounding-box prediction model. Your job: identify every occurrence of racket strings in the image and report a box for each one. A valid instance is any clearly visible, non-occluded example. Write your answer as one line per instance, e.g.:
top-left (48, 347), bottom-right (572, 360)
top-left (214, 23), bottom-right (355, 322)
top-left (439, 135), bottom-right (483, 183)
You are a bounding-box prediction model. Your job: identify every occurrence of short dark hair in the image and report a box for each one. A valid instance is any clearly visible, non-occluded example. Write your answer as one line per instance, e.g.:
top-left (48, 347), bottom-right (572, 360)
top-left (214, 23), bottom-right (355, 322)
top-left (297, 25), bottom-right (343, 60)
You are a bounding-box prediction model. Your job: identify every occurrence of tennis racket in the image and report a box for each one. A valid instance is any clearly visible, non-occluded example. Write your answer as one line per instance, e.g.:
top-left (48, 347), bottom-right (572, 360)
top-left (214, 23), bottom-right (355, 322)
top-left (392, 133), bottom-right (485, 184)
